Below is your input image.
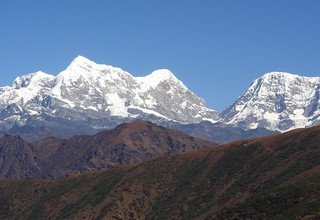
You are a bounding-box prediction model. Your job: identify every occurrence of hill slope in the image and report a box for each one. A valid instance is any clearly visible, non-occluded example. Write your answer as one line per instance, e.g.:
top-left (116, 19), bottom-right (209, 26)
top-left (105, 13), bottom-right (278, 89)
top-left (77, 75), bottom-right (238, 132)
top-left (0, 125), bottom-right (319, 219)
top-left (0, 120), bottom-right (217, 179)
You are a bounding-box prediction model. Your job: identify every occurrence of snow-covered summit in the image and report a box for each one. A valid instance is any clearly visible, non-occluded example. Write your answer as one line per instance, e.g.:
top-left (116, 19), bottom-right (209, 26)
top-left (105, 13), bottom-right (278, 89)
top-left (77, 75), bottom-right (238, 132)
top-left (66, 55), bottom-right (129, 74)
top-left (13, 71), bottom-right (54, 89)
top-left (137, 69), bottom-right (180, 84)
top-left (258, 71), bottom-right (319, 86)
top-left (222, 71), bottom-right (320, 131)
top-left (135, 69), bottom-right (188, 91)
top-left (70, 55), bottom-right (93, 65)
top-left (261, 71), bottom-right (300, 78)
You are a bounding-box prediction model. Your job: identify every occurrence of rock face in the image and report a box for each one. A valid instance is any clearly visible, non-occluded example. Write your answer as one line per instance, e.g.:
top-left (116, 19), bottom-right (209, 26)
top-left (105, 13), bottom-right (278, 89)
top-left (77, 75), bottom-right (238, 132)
top-left (0, 120), bottom-right (217, 179)
top-left (222, 72), bottom-right (320, 131)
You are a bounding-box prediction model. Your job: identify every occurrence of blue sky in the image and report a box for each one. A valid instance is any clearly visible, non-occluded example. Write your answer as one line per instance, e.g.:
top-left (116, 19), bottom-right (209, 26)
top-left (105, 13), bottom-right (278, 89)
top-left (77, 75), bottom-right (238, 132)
top-left (1, 0), bottom-right (319, 111)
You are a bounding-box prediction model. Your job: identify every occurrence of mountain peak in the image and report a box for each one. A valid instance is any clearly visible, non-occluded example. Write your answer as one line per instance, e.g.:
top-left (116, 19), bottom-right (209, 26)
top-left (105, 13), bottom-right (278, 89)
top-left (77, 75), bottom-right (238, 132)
top-left (72, 55), bottom-right (94, 64)
top-left (222, 71), bottom-right (320, 131)
top-left (259, 71), bottom-right (320, 82)
top-left (135, 69), bottom-right (188, 91)
top-left (117, 120), bottom-right (155, 131)
top-left (262, 71), bottom-right (297, 77)
top-left (67, 55), bottom-right (97, 70)
top-left (149, 69), bottom-right (176, 79)
top-left (12, 71), bottom-right (54, 89)
top-left (260, 71), bottom-right (299, 81)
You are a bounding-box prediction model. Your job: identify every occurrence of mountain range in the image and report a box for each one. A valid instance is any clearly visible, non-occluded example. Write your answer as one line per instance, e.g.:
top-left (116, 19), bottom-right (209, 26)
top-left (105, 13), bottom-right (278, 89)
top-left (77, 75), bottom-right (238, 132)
top-left (0, 122), bottom-right (319, 219)
top-left (0, 56), bottom-right (319, 142)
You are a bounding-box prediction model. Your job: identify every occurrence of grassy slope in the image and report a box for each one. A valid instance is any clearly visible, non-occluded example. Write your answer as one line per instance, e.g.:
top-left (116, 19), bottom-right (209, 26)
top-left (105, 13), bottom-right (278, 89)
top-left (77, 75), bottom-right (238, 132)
top-left (0, 126), bottom-right (319, 219)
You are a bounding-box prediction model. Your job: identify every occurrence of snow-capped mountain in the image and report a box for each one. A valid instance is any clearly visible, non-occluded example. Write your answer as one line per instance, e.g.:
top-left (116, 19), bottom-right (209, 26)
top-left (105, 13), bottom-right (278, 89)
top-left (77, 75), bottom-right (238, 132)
top-left (222, 72), bottom-right (320, 131)
top-left (1, 56), bottom-right (318, 141)
top-left (0, 55), bottom-right (218, 132)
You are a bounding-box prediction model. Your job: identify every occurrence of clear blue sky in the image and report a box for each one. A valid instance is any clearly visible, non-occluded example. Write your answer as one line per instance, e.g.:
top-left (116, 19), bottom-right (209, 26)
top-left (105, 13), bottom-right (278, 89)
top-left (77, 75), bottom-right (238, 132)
top-left (1, 0), bottom-right (319, 111)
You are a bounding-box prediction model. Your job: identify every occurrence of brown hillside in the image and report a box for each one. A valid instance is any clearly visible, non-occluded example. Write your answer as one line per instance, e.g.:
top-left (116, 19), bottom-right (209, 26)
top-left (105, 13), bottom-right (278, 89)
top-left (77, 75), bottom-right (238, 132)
top-left (0, 120), bottom-right (217, 179)
top-left (0, 125), bottom-right (319, 219)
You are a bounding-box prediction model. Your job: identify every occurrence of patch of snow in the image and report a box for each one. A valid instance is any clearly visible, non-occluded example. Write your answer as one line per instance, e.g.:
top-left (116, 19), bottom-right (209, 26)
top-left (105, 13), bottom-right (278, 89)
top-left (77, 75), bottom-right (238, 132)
top-left (129, 106), bottom-right (173, 121)
top-left (202, 118), bottom-right (218, 123)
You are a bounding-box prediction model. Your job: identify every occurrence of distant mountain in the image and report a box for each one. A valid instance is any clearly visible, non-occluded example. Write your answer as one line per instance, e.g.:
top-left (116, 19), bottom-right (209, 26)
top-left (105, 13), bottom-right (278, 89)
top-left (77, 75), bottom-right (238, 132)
top-left (0, 117), bottom-right (277, 144)
top-left (166, 120), bottom-right (278, 144)
top-left (1, 124), bottom-right (319, 219)
top-left (0, 120), bottom-right (217, 179)
top-left (0, 55), bottom-right (218, 129)
top-left (222, 72), bottom-right (320, 131)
